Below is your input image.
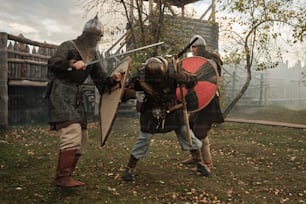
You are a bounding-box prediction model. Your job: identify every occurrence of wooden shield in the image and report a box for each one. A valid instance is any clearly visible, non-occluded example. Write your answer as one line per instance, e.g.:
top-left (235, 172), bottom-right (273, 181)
top-left (176, 56), bottom-right (219, 113)
top-left (100, 57), bottom-right (131, 146)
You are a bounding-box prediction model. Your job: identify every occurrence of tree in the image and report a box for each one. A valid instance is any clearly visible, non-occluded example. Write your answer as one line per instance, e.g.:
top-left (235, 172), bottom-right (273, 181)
top-left (217, 0), bottom-right (305, 117)
top-left (79, 0), bottom-right (208, 79)
top-left (79, 0), bottom-right (190, 57)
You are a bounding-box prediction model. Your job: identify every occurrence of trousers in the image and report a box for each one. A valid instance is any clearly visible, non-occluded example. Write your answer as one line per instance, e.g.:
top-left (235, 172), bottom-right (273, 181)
top-left (131, 125), bottom-right (202, 159)
top-left (58, 123), bottom-right (88, 154)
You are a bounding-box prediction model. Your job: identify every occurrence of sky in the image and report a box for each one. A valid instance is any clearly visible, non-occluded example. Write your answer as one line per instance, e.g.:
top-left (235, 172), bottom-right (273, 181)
top-left (0, 0), bottom-right (209, 45)
top-left (1, 0), bottom-right (303, 67)
top-left (0, 0), bottom-right (92, 44)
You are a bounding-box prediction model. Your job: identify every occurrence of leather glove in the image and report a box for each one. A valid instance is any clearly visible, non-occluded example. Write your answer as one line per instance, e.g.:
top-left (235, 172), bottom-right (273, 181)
top-left (122, 88), bottom-right (136, 102)
top-left (174, 72), bottom-right (189, 85)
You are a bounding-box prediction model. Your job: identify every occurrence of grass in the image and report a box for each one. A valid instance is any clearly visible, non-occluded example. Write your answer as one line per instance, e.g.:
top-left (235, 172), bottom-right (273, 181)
top-left (0, 115), bottom-right (305, 204)
top-left (227, 105), bottom-right (306, 124)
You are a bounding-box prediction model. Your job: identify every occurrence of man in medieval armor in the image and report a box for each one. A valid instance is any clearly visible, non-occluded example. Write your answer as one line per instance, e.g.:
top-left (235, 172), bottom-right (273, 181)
top-left (47, 15), bottom-right (122, 187)
top-left (181, 35), bottom-right (224, 172)
top-left (121, 56), bottom-right (211, 182)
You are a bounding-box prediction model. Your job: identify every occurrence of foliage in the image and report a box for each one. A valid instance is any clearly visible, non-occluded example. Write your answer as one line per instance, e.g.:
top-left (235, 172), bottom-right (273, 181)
top-left (80, 0), bottom-right (198, 67)
top-left (216, 0), bottom-right (306, 117)
top-left (0, 112), bottom-right (305, 203)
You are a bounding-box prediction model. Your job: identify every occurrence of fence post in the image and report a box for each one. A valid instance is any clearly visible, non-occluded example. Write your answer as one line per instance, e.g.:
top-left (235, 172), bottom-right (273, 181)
top-left (0, 32), bottom-right (8, 129)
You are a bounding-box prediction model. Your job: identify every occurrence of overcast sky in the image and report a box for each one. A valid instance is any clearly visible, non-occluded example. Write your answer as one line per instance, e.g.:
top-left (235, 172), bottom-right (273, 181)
top-left (0, 0), bottom-right (94, 44)
top-left (2, 0), bottom-right (301, 67)
top-left (0, 0), bottom-right (208, 45)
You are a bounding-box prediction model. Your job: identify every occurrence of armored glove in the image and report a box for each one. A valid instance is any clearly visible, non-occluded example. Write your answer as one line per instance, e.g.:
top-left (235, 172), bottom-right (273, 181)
top-left (173, 72), bottom-right (198, 87)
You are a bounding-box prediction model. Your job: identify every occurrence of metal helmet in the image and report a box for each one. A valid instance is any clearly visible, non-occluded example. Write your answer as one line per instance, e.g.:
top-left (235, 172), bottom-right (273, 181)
top-left (190, 35), bottom-right (207, 47)
top-left (83, 15), bottom-right (104, 36)
top-left (144, 56), bottom-right (168, 81)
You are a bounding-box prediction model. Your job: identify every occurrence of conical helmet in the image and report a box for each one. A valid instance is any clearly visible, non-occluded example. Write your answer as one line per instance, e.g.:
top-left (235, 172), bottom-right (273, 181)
top-left (190, 34), bottom-right (207, 47)
top-left (144, 56), bottom-right (168, 81)
top-left (83, 15), bottom-right (104, 36)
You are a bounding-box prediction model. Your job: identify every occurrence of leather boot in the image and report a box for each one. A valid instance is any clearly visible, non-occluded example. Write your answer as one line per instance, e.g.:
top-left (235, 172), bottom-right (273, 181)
top-left (201, 137), bottom-right (213, 170)
top-left (71, 153), bottom-right (81, 174)
top-left (54, 149), bottom-right (84, 187)
top-left (190, 149), bottom-right (211, 177)
top-left (70, 153), bottom-right (85, 186)
top-left (121, 155), bottom-right (138, 182)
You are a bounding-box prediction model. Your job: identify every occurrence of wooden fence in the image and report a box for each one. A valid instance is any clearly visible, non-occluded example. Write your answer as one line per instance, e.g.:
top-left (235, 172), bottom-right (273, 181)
top-left (222, 64), bottom-right (306, 110)
top-left (0, 32), bottom-right (58, 128)
top-left (0, 32), bottom-right (98, 128)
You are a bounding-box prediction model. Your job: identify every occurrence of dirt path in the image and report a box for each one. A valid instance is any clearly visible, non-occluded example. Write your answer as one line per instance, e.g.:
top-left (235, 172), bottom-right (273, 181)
top-left (225, 118), bottom-right (306, 129)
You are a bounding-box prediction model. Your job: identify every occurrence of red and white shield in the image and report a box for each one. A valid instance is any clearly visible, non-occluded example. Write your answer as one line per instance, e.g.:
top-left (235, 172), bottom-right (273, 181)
top-left (176, 56), bottom-right (219, 113)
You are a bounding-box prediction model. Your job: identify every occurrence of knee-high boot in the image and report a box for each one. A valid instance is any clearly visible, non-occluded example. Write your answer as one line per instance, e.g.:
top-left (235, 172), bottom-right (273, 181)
top-left (71, 153), bottom-right (81, 175)
top-left (121, 155), bottom-right (138, 182)
top-left (70, 153), bottom-right (84, 185)
top-left (190, 149), bottom-right (211, 177)
top-left (54, 149), bottom-right (84, 187)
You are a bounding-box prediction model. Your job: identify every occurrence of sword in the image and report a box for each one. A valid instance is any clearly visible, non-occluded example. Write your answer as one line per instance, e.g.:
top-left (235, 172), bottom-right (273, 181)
top-left (67, 41), bottom-right (164, 71)
top-left (87, 41), bottom-right (164, 66)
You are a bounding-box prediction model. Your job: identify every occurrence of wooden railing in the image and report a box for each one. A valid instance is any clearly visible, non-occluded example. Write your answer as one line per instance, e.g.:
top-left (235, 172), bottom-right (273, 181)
top-left (0, 32), bottom-right (58, 128)
top-left (6, 34), bottom-right (56, 84)
top-left (0, 32), bottom-right (99, 128)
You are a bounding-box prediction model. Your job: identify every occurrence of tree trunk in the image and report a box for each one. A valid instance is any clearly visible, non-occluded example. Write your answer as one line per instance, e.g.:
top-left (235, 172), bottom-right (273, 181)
top-left (223, 64), bottom-right (252, 118)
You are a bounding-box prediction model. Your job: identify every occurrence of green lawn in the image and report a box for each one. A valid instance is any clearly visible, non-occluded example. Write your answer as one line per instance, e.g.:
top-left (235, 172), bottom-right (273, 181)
top-left (0, 116), bottom-right (305, 203)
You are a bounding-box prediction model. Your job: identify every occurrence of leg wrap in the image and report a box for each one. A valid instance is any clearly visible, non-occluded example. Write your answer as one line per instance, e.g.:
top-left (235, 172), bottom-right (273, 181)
top-left (201, 137), bottom-right (212, 166)
top-left (190, 149), bottom-right (203, 163)
top-left (127, 154), bottom-right (138, 169)
top-left (122, 155), bottom-right (138, 182)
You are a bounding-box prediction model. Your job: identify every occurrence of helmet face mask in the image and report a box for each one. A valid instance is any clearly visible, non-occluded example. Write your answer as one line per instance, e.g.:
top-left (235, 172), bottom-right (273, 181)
top-left (192, 45), bottom-right (206, 56)
top-left (84, 32), bottom-right (103, 43)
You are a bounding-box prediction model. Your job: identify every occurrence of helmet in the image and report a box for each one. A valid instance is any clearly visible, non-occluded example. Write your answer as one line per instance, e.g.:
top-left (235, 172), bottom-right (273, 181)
top-left (83, 15), bottom-right (104, 36)
top-left (144, 56), bottom-right (168, 81)
top-left (190, 35), bottom-right (207, 47)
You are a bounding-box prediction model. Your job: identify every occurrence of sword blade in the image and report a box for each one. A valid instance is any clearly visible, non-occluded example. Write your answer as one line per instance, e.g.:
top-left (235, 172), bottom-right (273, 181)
top-left (109, 41), bottom-right (164, 58)
top-left (86, 59), bottom-right (100, 66)
top-left (85, 42), bottom-right (165, 66)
